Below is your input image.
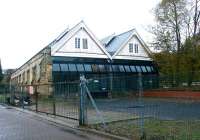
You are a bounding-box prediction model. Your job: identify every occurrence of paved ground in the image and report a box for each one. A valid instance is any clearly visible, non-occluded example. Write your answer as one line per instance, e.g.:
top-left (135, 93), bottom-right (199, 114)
top-left (87, 98), bottom-right (200, 124)
top-left (25, 98), bottom-right (200, 124)
top-left (0, 105), bottom-right (110, 140)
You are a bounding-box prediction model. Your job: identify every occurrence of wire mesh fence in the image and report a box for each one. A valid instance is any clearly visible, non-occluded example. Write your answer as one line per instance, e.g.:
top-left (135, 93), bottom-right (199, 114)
top-left (0, 84), bottom-right (11, 104)
top-left (0, 82), bottom-right (80, 121)
top-left (83, 74), bottom-right (200, 140)
top-left (0, 73), bottom-right (200, 140)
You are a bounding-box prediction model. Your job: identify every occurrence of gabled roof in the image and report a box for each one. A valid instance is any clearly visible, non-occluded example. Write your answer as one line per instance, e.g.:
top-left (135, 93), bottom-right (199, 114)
top-left (101, 29), bottom-right (152, 57)
top-left (101, 33), bottom-right (115, 46)
top-left (50, 21), bottom-right (112, 59)
top-left (11, 21), bottom-right (113, 78)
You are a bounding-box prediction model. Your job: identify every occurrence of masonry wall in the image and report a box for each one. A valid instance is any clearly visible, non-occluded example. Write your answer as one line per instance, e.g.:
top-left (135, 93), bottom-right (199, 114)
top-left (11, 47), bottom-right (53, 96)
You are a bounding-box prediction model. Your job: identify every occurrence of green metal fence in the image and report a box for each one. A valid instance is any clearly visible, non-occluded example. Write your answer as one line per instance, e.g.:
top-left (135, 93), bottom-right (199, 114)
top-left (1, 72), bottom-right (200, 140)
top-left (0, 84), bottom-right (10, 104)
top-left (81, 74), bottom-right (200, 140)
top-left (6, 82), bottom-right (80, 121)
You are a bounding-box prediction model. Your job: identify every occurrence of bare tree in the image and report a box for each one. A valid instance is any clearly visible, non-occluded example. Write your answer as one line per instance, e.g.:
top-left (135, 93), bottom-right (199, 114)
top-left (193, 0), bottom-right (200, 36)
top-left (154, 0), bottom-right (188, 85)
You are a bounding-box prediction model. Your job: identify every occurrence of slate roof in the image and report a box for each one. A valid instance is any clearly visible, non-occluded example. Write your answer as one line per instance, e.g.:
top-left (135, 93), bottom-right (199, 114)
top-left (101, 33), bottom-right (115, 46)
top-left (101, 29), bottom-right (135, 56)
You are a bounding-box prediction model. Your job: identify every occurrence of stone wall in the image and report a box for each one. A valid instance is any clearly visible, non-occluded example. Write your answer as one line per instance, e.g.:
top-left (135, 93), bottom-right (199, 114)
top-left (10, 47), bottom-right (53, 96)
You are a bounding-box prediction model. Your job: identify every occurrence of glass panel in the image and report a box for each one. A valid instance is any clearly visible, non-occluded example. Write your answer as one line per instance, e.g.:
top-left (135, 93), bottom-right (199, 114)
top-left (82, 38), bottom-right (88, 49)
top-left (136, 66), bottom-right (142, 72)
top-left (146, 66), bottom-right (152, 72)
top-left (130, 66), bottom-right (136, 72)
top-left (91, 64), bottom-right (99, 72)
top-left (151, 66), bottom-right (155, 72)
top-left (141, 66), bottom-right (147, 72)
top-left (99, 64), bottom-right (106, 72)
top-left (76, 64), bottom-right (84, 72)
top-left (124, 65), bottom-right (131, 72)
top-left (135, 44), bottom-right (139, 53)
top-left (60, 64), bottom-right (69, 71)
top-left (84, 64), bottom-right (92, 72)
top-left (104, 65), bottom-right (111, 72)
top-left (112, 65), bottom-right (119, 72)
top-left (52, 64), bottom-right (60, 72)
top-left (119, 65), bottom-right (125, 72)
top-left (68, 64), bottom-right (77, 72)
top-left (75, 38), bottom-right (80, 48)
top-left (129, 43), bottom-right (133, 53)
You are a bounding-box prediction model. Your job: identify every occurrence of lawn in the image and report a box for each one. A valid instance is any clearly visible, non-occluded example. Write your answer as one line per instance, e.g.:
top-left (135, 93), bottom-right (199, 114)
top-left (89, 119), bottom-right (200, 140)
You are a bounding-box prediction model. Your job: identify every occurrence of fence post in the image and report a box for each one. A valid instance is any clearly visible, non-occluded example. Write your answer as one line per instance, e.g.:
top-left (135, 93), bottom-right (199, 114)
top-left (52, 84), bottom-right (56, 116)
top-left (3, 85), bottom-right (6, 104)
top-left (138, 72), bottom-right (145, 139)
top-left (109, 63), bottom-right (113, 99)
top-left (79, 74), bottom-right (87, 125)
top-left (22, 87), bottom-right (24, 109)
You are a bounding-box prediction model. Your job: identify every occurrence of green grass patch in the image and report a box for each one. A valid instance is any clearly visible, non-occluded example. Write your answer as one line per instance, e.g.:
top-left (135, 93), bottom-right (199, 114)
top-left (89, 119), bottom-right (200, 140)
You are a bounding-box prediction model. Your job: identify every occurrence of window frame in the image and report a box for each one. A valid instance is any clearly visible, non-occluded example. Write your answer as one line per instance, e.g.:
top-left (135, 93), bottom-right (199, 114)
top-left (98, 64), bottom-right (106, 72)
top-left (91, 64), bottom-right (99, 73)
top-left (129, 43), bottom-right (133, 53)
top-left (119, 65), bottom-right (125, 72)
top-left (135, 66), bottom-right (142, 73)
top-left (146, 66), bottom-right (152, 72)
top-left (150, 66), bottom-right (155, 72)
top-left (68, 64), bottom-right (77, 72)
top-left (52, 64), bottom-right (60, 72)
top-left (134, 44), bottom-right (139, 53)
top-left (112, 65), bottom-right (120, 72)
top-left (60, 64), bottom-right (69, 71)
top-left (130, 65), bottom-right (137, 72)
top-left (84, 64), bottom-right (92, 72)
top-left (82, 38), bottom-right (88, 49)
top-left (124, 65), bottom-right (131, 72)
top-left (76, 64), bottom-right (85, 72)
top-left (141, 66), bottom-right (147, 73)
top-left (75, 38), bottom-right (80, 48)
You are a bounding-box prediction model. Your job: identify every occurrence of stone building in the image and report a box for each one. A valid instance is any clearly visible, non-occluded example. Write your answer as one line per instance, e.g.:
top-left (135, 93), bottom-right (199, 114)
top-left (11, 21), bottom-right (157, 96)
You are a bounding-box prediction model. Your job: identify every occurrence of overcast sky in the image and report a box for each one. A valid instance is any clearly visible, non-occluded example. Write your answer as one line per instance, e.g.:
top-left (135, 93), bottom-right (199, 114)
top-left (0, 0), bottom-right (160, 69)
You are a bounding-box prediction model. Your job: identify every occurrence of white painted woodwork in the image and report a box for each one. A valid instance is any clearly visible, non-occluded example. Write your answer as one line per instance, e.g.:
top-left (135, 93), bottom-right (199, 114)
top-left (113, 35), bottom-right (152, 60)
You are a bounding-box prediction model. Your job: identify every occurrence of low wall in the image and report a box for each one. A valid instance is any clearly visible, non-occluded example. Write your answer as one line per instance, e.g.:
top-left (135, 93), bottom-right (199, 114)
top-left (144, 90), bottom-right (200, 99)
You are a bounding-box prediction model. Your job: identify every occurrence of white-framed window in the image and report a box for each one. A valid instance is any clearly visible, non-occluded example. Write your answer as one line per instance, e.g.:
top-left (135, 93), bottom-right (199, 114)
top-left (75, 38), bottom-right (80, 48)
top-left (134, 44), bottom-right (139, 53)
top-left (129, 43), bottom-right (133, 53)
top-left (82, 38), bottom-right (88, 49)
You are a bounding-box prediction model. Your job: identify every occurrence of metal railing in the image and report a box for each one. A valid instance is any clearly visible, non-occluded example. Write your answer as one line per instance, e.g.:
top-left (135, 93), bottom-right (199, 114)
top-left (0, 73), bottom-right (200, 140)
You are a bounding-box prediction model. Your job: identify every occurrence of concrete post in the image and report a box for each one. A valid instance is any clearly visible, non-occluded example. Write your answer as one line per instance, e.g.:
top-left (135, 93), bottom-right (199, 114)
top-left (79, 75), bottom-right (87, 125)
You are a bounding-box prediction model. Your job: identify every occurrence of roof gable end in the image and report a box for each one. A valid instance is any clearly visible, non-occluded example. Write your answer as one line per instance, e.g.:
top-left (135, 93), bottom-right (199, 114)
top-left (51, 21), bottom-right (112, 59)
top-left (112, 29), bottom-right (152, 58)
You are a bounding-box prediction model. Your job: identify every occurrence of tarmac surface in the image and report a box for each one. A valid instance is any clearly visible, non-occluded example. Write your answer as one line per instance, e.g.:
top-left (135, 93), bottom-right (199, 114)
top-left (0, 105), bottom-right (110, 140)
top-left (90, 98), bottom-right (200, 121)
